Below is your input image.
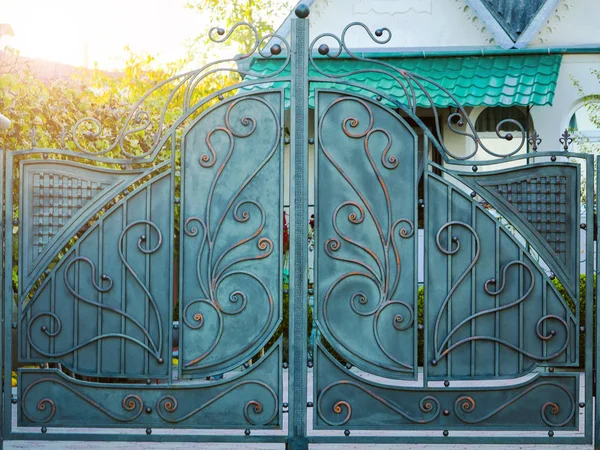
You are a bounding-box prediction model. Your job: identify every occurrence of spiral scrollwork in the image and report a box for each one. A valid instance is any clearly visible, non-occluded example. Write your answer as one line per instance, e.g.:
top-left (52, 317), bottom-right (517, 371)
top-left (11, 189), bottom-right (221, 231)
top-left (453, 382), bottom-right (575, 427)
top-left (156, 381), bottom-right (278, 425)
top-left (182, 95), bottom-right (280, 371)
top-left (318, 96), bottom-right (417, 375)
top-left (433, 221), bottom-right (570, 365)
top-left (317, 381), bottom-right (440, 426)
top-left (309, 23), bottom-right (526, 161)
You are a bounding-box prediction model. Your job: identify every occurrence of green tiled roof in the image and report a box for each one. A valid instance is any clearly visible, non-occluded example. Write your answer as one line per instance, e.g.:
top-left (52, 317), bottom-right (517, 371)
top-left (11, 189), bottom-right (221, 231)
top-left (244, 54), bottom-right (561, 108)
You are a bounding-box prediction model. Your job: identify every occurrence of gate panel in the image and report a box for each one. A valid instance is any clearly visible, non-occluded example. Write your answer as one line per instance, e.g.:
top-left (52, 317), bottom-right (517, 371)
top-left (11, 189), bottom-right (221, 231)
top-left (425, 168), bottom-right (578, 380)
top-left (314, 90), bottom-right (418, 380)
top-left (18, 340), bottom-right (281, 428)
top-left (16, 159), bottom-right (173, 379)
top-left (180, 91), bottom-right (283, 377)
top-left (315, 342), bottom-right (578, 430)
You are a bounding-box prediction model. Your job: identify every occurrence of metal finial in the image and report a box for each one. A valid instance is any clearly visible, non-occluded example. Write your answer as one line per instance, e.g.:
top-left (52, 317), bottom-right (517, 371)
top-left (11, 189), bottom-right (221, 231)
top-left (559, 129), bottom-right (572, 151)
top-left (528, 130), bottom-right (541, 151)
top-left (295, 3), bottom-right (310, 18)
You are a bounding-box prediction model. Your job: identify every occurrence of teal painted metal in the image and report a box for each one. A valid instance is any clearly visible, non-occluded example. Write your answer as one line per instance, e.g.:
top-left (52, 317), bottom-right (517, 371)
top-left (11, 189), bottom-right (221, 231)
top-left (0, 3), bottom-right (596, 449)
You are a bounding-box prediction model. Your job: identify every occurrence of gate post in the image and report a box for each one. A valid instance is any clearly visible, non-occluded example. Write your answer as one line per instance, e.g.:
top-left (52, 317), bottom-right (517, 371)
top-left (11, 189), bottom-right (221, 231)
top-left (287, 4), bottom-right (310, 450)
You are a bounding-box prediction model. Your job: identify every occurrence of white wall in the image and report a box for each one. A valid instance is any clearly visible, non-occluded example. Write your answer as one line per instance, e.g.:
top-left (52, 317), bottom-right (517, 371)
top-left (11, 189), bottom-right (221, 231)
top-left (307, 0), bottom-right (495, 49)
top-left (532, 54), bottom-right (600, 152)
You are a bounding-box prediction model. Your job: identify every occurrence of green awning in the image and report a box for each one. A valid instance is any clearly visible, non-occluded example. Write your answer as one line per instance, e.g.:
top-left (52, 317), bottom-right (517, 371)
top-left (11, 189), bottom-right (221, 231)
top-left (244, 54), bottom-right (561, 108)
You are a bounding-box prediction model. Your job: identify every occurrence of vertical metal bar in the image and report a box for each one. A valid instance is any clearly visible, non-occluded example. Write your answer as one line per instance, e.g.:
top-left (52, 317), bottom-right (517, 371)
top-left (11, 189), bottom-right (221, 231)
top-left (589, 155), bottom-right (597, 447)
top-left (287, 8), bottom-right (309, 450)
top-left (3, 150), bottom-right (11, 442)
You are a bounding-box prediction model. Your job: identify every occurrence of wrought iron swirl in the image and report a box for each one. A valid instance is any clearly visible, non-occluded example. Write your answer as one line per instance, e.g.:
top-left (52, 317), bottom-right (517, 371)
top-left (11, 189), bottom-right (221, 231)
top-left (27, 220), bottom-right (164, 362)
top-left (21, 378), bottom-right (143, 424)
top-left (183, 96), bottom-right (279, 369)
top-left (454, 381), bottom-right (575, 427)
top-left (432, 221), bottom-right (569, 365)
top-left (70, 22), bottom-right (290, 160)
top-left (318, 96), bottom-right (415, 373)
top-left (317, 380), bottom-right (440, 426)
top-left (156, 380), bottom-right (278, 425)
top-left (309, 23), bottom-right (525, 161)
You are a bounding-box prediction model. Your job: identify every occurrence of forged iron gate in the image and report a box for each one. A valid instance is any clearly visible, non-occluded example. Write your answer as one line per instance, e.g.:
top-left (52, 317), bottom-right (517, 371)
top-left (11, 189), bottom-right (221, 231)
top-left (1, 4), bottom-right (598, 449)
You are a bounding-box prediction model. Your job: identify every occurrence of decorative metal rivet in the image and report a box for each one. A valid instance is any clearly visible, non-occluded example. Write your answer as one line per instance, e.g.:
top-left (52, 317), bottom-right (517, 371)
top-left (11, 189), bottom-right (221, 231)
top-left (307, 361), bottom-right (314, 368)
top-left (307, 402), bottom-right (313, 407)
top-left (123, 190), bottom-right (129, 196)
top-left (550, 330), bottom-right (556, 336)
top-left (39, 363), bottom-right (45, 369)
top-left (580, 326), bottom-right (585, 333)
top-left (12, 219), bottom-right (19, 226)
top-left (140, 235), bottom-right (147, 242)
top-left (101, 274), bottom-right (109, 281)
top-left (283, 402), bottom-right (289, 408)
top-left (308, 288), bottom-right (314, 296)
top-left (451, 236), bottom-right (459, 243)
top-left (318, 44), bottom-right (329, 55)
top-left (549, 272), bottom-right (556, 280)
top-left (418, 199), bottom-right (424, 207)
top-left (216, 28), bottom-right (225, 36)
top-left (270, 44), bottom-right (282, 56)
top-left (580, 223), bottom-right (587, 230)
top-left (443, 430), bottom-right (449, 437)
top-left (244, 429), bottom-right (251, 436)
top-left (282, 362), bottom-right (289, 369)
top-left (548, 430), bottom-right (554, 437)
top-left (11, 395), bottom-right (17, 404)
top-left (375, 28), bottom-right (384, 37)
top-left (308, 138), bottom-right (315, 145)
top-left (145, 407), bottom-right (152, 414)
top-left (431, 359), bottom-right (437, 366)
top-left (472, 165), bottom-right (478, 172)
top-left (470, 191), bottom-right (476, 198)
top-left (146, 379), bottom-right (152, 385)
top-left (345, 363), bottom-right (352, 370)
top-left (443, 409), bottom-right (450, 416)
top-left (41, 325), bottom-right (47, 332)
top-left (146, 428), bottom-right (152, 435)
top-left (12, 323), bottom-right (17, 329)
top-left (158, 358), bottom-right (164, 364)
top-left (444, 380), bottom-right (450, 387)
top-left (44, 269), bottom-right (50, 276)
top-left (505, 133), bottom-right (513, 141)
top-left (579, 402), bottom-right (585, 408)
top-left (548, 367), bottom-right (554, 372)
top-left (41, 426), bottom-right (47, 434)
top-left (244, 362), bottom-right (250, 369)
top-left (284, 138), bottom-right (291, 145)
top-left (218, 94), bottom-right (224, 101)
top-left (344, 429), bottom-right (350, 437)
top-left (174, 197), bottom-right (180, 204)
top-left (295, 4), bottom-right (310, 18)
top-left (376, 95), bottom-right (382, 102)
top-left (43, 153), bottom-right (49, 159)
top-left (551, 155), bottom-right (557, 162)
top-left (418, 324), bottom-right (424, 331)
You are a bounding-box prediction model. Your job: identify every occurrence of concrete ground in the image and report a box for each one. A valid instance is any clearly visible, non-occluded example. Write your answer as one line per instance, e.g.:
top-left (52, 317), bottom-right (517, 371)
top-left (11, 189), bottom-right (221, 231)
top-left (5, 369), bottom-right (594, 449)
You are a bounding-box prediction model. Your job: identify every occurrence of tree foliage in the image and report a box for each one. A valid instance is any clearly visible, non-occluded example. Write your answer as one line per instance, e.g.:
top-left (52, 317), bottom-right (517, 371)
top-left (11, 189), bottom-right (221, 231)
top-left (186, 0), bottom-right (294, 56)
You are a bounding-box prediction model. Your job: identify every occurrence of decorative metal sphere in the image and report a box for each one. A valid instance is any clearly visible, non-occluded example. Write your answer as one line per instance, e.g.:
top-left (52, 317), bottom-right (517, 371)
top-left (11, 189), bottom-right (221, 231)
top-left (443, 430), bottom-right (449, 437)
top-left (344, 429), bottom-right (350, 436)
top-left (295, 4), bottom-right (310, 18)
top-left (216, 28), bottom-right (225, 36)
top-left (318, 44), bottom-right (330, 55)
top-left (245, 429), bottom-right (251, 436)
top-left (146, 428), bottom-right (152, 435)
top-left (375, 28), bottom-right (384, 37)
top-left (271, 44), bottom-right (282, 56)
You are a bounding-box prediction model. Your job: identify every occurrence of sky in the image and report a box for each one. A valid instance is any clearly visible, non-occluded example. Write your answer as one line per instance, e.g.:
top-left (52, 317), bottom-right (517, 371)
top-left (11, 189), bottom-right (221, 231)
top-left (0, 0), bottom-right (211, 70)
